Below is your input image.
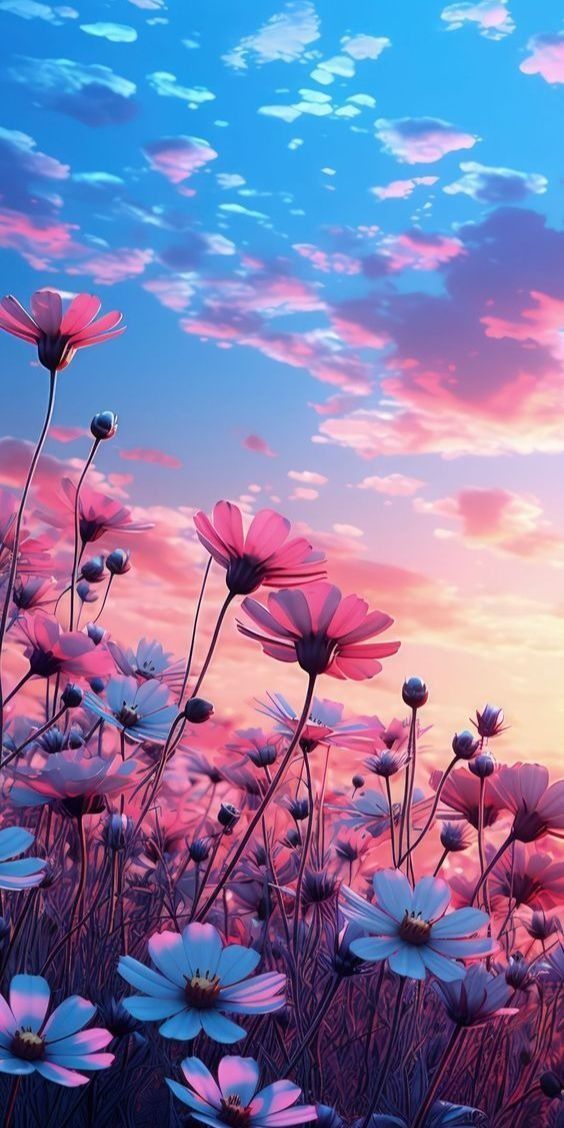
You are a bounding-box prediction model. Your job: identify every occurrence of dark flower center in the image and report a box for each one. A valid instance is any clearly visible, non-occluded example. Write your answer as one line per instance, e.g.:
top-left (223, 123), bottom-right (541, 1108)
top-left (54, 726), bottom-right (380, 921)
top-left (184, 970), bottom-right (221, 1008)
top-left (398, 910), bottom-right (432, 946)
top-left (219, 1096), bottom-right (252, 1126)
top-left (295, 633), bottom-right (337, 677)
top-left (117, 703), bottom-right (140, 728)
top-left (513, 809), bottom-right (546, 843)
top-left (11, 1029), bottom-right (45, 1061)
top-left (226, 554), bottom-right (265, 595)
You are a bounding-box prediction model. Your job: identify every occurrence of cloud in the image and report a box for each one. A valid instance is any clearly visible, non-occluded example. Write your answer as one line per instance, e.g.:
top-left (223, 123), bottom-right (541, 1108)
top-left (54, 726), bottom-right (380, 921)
top-left (333, 523), bottom-right (363, 537)
top-left (310, 35), bottom-right (390, 86)
top-left (289, 486), bottom-right (318, 500)
top-left (441, 1), bottom-right (514, 40)
top-left (147, 72), bottom-right (215, 106)
top-left (259, 88), bottom-right (375, 124)
top-left (119, 448), bottom-right (182, 469)
top-left (67, 248), bottom-right (153, 285)
top-left (143, 136), bottom-right (218, 184)
top-left (8, 57), bottom-right (137, 125)
top-left (376, 230), bottom-right (464, 272)
top-left (0, 125), bottom-right (69, 215)
top-left (288, 469), bottom-right (328, 485)
top-left (520, 32), bottom-right (564, 84)
top-left (242, 434), bottom-right (278, 457)
top-left (341, 34), bottom-right (391, 60)
top-left (356, 474), bottom-right (424, 496)
top-left (414, 487), bottom-right (564, 562)
top-left (444, 161), bottom-right (547, 203)
top-left (375, 117), bottom-right (478, 163)
top-left (371, 176), bottom-right (438, 200)
top-left (80, 22), bottom-right (137, 42)
top-left (293, 243), bottom-right (361, 274)
top-left (0, 0), bottom-right (76, 21)
top-left (223, 2), bottom-right (320, 69)
top-left (0, 207), bottom-right (77, 267)
top-left (49, 426), bottom-right (87, 443)
top-left (143, 274), bottom-right (197, 311)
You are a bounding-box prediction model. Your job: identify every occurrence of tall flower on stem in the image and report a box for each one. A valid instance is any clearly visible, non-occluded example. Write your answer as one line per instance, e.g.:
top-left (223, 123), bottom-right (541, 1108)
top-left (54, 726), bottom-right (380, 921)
top-left (189, 502), bottom-right (326, 698)
top-left (68, 412), bottom-right (119, 631)
top-left (0, 290), bottom-right (124, 754)
top-left (167, 1055), bottom-right (317, 1126)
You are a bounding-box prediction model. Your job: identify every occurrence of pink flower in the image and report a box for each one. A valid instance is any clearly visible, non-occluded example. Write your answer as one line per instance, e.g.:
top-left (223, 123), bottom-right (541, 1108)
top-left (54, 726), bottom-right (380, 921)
top-left (0, 290), bottom-right (125, 371)
top-left (194, 501), bottom-right (326, 595)
top-left (41, 479), bottom-right (152, 544)
top-left (237, 582), bottom-right (400, 680)
top-left (491, 763), bottom-right (564, 843)
top-left (430, 767), bottom-right (505, 830)
top-left (489, 843), bottom-right (564, 911)
top-left (17, 612), bottom-right (113, 680)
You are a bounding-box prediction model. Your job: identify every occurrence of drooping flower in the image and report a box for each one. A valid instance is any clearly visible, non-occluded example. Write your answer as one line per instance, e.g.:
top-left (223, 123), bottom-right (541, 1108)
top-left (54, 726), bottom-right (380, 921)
top-left (0, 827), bottom-right (46, 890)
top-left (433, 964), bottom-right (518, 1026)
top-left (0, 974), bottom-right (113, 1085)
top-left (166, 1055), bottom-right (317, 1126)
top-left (194, 501), bottom-right (326, 596)
top-left (256, 692), bottom-right (376, 752)
top-left (108, 638), bottom-right (185, 692)
top-left (83, 676), bottom-right (177, 744)
top-left (118, 922), bottom-right (285, 1043)
top-left (490, 763), bottom-right (564, 843)
top-left (16, 612), bottom-right (113, 681)
top-left (0, 290), bottom-right (125, 372)
top-left (8, 747), bottom-right (137, 815)
top-left (341, 869), bottom-right (495, 981)
top-left (238, 582), bottom-right (400, 680)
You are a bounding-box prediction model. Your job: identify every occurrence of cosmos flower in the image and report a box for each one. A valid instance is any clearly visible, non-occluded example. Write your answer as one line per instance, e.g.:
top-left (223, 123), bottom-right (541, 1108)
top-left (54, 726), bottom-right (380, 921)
top-left (108, 638), bottom-right (185, 692)
top-left (256, 692), bottom-right (375, 751)
top-left (40, 479), bottom-right (152, 545)
top-left (225, 727), bottom-right (281, 768)
top-left (166, 1055), bottom-right (317, 1126)
top-left (0, 974), bottom-right (113, 1085)
top-left (0, 826), bottom-right (46, 891)
top-left (238, 582), bottom-right (400, 680)
top-left (8, 747), bottom-right (137, 815)
top-left (0, 290), bottom-right (125, 372)
top-left (341, 869), bottom-right (494, 981)
top-left (490, 763), bottom-right (564, 843)
top-left (194, 501), bottom-right (326, 596)
top-left (118, 922), bottom-right (285, 1043)
top-left (12, 576), bottom-right (55, 615)
top-left (489, 842), bottom-right (564, 910)
top-left (430, 768), bottom-right (505, 831)
top-left (84, 676), bottom-right (177, 744)
top-left (433, 964), bottom-right (518, 1026)
top-left (16, 612), bottom-right (113, 681)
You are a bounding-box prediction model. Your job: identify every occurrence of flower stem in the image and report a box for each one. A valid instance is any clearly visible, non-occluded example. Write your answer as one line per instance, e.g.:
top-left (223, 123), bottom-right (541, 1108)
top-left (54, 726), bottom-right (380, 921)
top-left (4, 1075), bottom-right (21, 1128)
top-left (362, 975), bottom-right (407, 1125)
top-left (189, 590), bottom-right (234, 698)
top-left (0, 369), bottom-right (58, 757)
top-left (471, 832), bottom-right (514, 904)
top-left (412, 1024), bottom-right (464, 1128)
top-left (178, 556), bottom-right (212, 703)
top-left (399, 755), bottom-right (458, 866)
top-left (69, 439), bottom-right (99, 630)
top-left (195, 674), bottom-right (317, 921)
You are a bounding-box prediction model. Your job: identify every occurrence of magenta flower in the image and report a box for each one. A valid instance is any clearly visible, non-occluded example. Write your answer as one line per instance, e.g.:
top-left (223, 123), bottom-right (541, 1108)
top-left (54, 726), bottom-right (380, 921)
top-left (194, 501), bottom-right (326, 595)
top-left (0, 974), bottom-right (113, 1085)
top-left (430, 767), bottom-right (505, 830)
top-left (42, 479), bottom-right (153, 545)
top-left (341, 869), bottom-right (495, 981)
top-left (167, 1055), bottom-right (317, 1126)
top-left (489, 842), bottom-right (564, 910)
top-left (16, 612), bottom-right (113, 681)
top-left (0, 290), bottom-right (125, 372)
top-left (491, 763), bottom-right (564, 843)
top-left (118, 922), bottom-right (285, 1043)
top-left (237, 582), bottom-right (400, 680)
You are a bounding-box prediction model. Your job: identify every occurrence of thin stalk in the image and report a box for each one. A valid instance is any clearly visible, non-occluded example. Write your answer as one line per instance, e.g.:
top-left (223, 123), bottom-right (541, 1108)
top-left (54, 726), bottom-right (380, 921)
top-left (195, 675), bottom-right (316, 921)
top-left (285, 976), bottom-right (342, 1073)
top-left (1, 703), bottom-right (67, 768)
top-left (189, 591), bottom-right (234, 699)
top-left (4, 1075), bottom-right (21, 1128)
top-left (0, 369), bottom-right (58, 756)
top-left (471, 833), bottom-right (514, 905)
top-left (412, 1024), bottom-right (464, 1128)
top-left (385, 777), bottom-right (397, 867)
top-left (399, 755), bottom-right (458, 865)
top-left (69, 439), bottom-right (100, 630)
top-left (362, 976), bottom-right (407, 1125)
top-left (92, 574), bottom-right (114, 624)
top-left (178, 556), bottom-right (212, 703)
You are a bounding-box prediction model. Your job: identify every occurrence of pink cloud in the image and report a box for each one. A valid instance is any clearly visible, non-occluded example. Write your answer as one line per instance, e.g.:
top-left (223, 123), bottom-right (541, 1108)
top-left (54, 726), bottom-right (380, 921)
top-left (49, 426), bottom-right (88, 443)
top-left (414, 487), bottom-right (564, 561)
top-left (288, 469), bottom-right (328, 485)
top-left (293, 244), bottom-right (361, 274)
top-left (289, 486), bottom-right (319, 501)
top-left (520, 32), bottom-right (564, 84)
top-left (68, 248), bottom-right (153, 285)
top-left (375, 117), bottom-right (478, 164)
top-left (381, 231), bottom-right (464, 271)
top-left (0, 207), bottom-right (78, 266)
top-left (119, 448), bottom-right (182, 469)
top-left (143, 136), bottom-right (218, 184)
top-left (356, 473), bottom-right (425, 496)
top-left (371, 176), bottom-right (439, 200)
top-left (242, 434), bottom-right (277, 457)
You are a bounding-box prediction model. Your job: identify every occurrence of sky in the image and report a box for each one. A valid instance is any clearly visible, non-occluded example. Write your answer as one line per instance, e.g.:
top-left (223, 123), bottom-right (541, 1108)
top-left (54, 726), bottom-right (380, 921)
top-left (1, 0), bottom-right (563, 766)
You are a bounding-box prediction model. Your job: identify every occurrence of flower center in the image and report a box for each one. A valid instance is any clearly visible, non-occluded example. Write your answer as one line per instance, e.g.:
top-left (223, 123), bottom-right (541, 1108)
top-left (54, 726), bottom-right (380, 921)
top-left (184, 969), bottom-right (221, 1008)
top-left (226, 554), bottom-right (264, 595)
top-left (11, 1029), bottom-right (45, 1061)
top-left (398, 910), bottom-right (432, 946)
top-left (117, 702), bottom-right (140, 728)
top-left (219, 1096), bottom-right (252, 1126)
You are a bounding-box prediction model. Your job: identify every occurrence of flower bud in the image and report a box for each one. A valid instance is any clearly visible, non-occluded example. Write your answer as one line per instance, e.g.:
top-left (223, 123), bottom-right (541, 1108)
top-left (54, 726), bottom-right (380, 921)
top-left (89, 677), bottom-right (105, 695)
top-left (77, 580), bottom-right (96, 604)
top-left (217, 802), bottom-right (240, 833)
top-left (505, 953), bottom-right (532, 991)
top-left (440, 822), bottom-right (470, 853)
top-left (473, 704), bottom-right (505, 739)
top-left (248, 743), bottom-right (277, 768)
top-left (106, 548), bottom-right (131, 576)
top-left (68, 724), bottom-right (84, 749)
top-left (81, 556), bottom-right (106, 584)
top-left (469, 752), bottom-right (496, 778)
top-left (452, 730), bottom-right (480, 761)
top-left (87, 623), bottom-right (106, 645)
top-left (103, 812), bottom-right (133, 852)
top-left (352, 773), bottom-right (365, 790)
top-left (91, 411), bottom-right (118, 441)
top-left (540, 1071), bottom-right (563, 1100)
top-left (402, 676), bottom-right (428, 709)
top-left (288, 797), bottom-right (310, 822)
top-left (285, 827), bottom-right (300, 849)
top-left (183, 698), bottom-right (214, 724)
top-left (189, 838), bottom-right (210, 863)
top-left (61, 683), bottom-right (84, 709)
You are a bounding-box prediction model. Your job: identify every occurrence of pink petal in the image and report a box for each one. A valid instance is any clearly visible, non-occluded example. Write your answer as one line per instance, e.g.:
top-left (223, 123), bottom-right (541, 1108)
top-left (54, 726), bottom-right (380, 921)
top-left (60, 294), bottom-right (101, 336)
top-left (212, 501), bottom-right (245, 556)
top-left (31, 290), bottom-right (62, 336)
